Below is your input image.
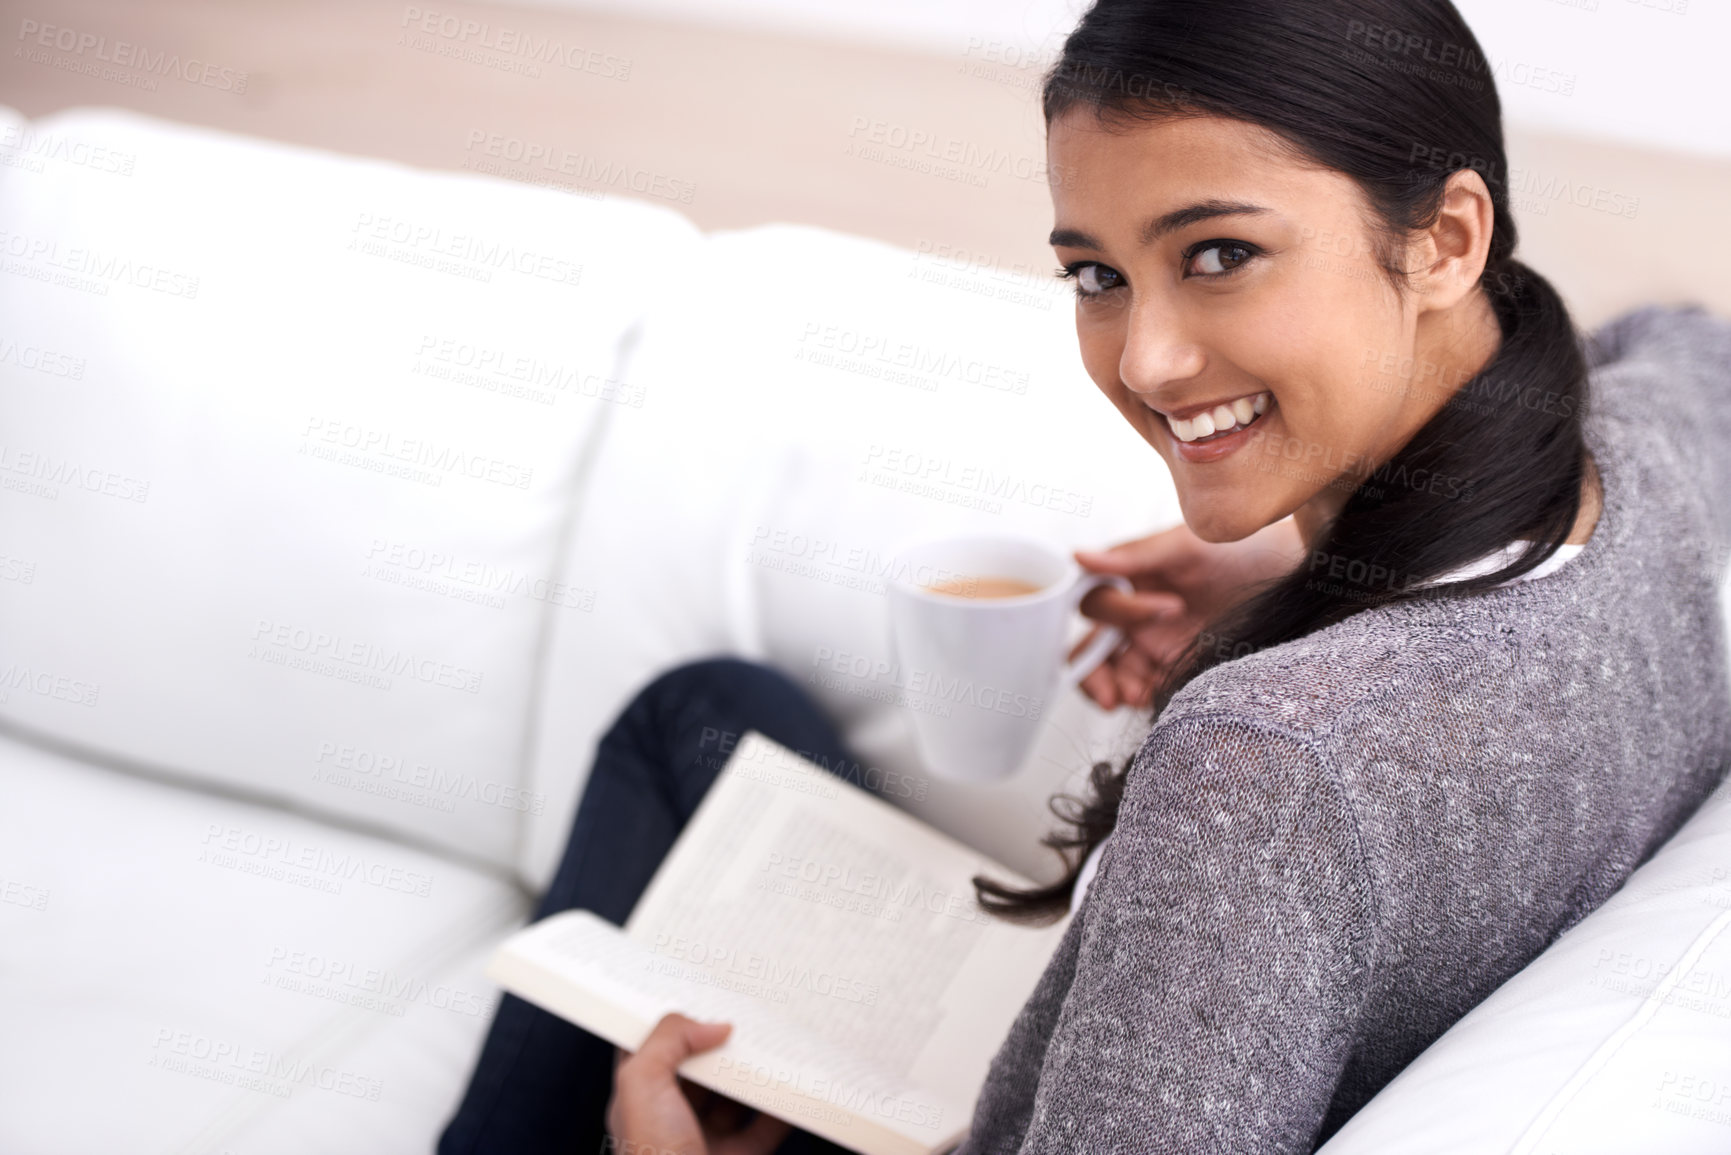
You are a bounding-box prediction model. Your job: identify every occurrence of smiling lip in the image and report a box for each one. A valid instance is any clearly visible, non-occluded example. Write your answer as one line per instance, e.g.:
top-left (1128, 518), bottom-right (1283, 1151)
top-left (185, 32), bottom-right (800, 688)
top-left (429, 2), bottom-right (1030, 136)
top-left (1161, 394), bottom-right (1274, 464)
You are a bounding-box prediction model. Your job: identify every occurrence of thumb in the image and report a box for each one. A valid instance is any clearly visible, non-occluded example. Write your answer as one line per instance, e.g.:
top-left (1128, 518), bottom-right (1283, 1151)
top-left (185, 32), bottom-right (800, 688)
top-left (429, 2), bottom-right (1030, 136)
top-left (630, 1013), bottom-right (732, 1082)
top-left (1074, 532), bottom-right (1178, 576)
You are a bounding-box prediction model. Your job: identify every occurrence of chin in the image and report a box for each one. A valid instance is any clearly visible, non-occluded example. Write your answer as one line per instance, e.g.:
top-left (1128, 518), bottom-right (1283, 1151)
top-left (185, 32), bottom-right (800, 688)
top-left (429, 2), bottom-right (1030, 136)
top-left (1177, 496), bottom-right (1266, 544)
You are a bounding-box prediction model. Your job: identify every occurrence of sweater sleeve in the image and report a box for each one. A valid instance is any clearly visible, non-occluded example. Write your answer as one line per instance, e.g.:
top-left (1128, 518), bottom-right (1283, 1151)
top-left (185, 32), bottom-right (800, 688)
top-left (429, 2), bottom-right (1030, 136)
top-left (1584, 303), bottom-right (1731, 550)
top-left (1002, 712), bottom-right (1379, 1155)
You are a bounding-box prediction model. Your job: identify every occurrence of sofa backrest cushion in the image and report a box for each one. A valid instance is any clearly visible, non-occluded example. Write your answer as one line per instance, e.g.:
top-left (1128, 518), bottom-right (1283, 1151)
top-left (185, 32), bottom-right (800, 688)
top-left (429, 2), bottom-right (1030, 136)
top-left (0, 107), bottom-right (699, 869)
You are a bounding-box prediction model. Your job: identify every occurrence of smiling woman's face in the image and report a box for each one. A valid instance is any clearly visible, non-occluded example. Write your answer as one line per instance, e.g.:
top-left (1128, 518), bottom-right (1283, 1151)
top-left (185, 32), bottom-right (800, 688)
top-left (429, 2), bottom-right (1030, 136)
top-left (1047, 108), bottom-right (1497, 543)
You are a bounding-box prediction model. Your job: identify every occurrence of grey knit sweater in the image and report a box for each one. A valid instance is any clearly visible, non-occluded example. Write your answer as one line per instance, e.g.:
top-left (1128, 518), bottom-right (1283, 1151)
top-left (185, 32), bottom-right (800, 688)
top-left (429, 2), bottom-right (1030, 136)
top-left (955, 304), bottom-right (1731, 1154)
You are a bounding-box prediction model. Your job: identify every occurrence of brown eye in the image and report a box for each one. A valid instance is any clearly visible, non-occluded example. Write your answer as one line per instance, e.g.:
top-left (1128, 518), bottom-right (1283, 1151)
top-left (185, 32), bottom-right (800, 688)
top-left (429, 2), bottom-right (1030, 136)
top-left (1188, 242), bottom-right (1254, 276)
top-left (1076, 264), bottom-right (1123, 295)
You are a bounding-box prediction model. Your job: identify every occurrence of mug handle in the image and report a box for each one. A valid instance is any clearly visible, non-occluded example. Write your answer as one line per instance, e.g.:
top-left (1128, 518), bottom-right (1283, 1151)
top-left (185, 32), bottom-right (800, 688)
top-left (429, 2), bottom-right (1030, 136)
top-left (1055, 573), bottom-right (1134, 694)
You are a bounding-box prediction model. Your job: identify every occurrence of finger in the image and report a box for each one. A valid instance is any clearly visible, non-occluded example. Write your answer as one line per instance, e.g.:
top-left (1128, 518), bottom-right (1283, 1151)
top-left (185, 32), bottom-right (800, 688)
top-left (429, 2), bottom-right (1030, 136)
top-left (1116, 649), bottom-right (1156, 708)
top-left (620, 1013), bottom-right (732, 1087)
top-left (1129, 619), bottom-right (1199, 671)
top-left (1079, 586), bottom-right (1186, 628)
top-left (713, 1110), bottom-right (794, 1155)
top-left (679, 1073), bottom-right (714, 1115)
top-left (1066, 623), bottom-right (1103, 664)
top-left (1077, 653), bottom-right (1121, 710)
top-left (1072, 525), bottom-right (1187, 576)
top-left (1117, 644), bottom-right (1157, 684)
top-left (696, 1086), bottom-right (743, 1132)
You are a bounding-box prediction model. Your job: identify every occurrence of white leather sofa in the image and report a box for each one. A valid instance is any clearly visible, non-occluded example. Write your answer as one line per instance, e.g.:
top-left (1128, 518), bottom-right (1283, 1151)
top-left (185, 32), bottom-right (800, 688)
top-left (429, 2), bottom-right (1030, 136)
top-left (2, 106), bottom-right (1727, 1155)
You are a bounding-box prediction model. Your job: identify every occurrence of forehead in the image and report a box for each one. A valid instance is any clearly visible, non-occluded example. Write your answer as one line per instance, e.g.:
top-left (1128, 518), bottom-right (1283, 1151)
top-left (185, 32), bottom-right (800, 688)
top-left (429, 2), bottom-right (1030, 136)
top-left (1045, 109), bottom-right (1349, 226)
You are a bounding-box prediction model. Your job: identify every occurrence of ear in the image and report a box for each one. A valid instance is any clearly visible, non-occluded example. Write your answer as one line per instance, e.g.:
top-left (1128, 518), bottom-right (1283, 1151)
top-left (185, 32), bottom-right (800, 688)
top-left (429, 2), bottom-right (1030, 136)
top-left (1409, 168), bottom-right (1496, 313)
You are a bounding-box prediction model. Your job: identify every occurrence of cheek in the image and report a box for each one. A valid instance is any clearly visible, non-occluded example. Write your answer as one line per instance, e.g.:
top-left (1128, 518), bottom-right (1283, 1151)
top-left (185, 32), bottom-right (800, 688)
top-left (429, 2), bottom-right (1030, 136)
top-left (1074, 309), bottom-right (1126, 395)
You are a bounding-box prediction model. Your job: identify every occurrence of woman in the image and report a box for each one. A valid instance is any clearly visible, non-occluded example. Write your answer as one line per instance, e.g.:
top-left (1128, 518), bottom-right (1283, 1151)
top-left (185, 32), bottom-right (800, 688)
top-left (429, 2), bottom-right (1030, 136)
top-left (441, 0), bottom-right (1731, 1151)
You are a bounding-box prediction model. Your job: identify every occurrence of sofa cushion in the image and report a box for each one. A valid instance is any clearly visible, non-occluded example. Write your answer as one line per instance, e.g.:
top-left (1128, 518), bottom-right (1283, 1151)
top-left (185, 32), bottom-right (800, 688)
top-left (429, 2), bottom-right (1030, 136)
top-left (0, 107), bottom-right (700, 870)
top-left (0, 727), bottom-right (527, 1155)
top-left (522, 223), bottom-right (1178, 888)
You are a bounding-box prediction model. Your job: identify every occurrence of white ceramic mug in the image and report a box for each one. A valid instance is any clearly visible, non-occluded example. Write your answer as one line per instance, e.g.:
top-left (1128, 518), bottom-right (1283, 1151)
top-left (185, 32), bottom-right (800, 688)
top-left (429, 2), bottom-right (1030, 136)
top-left (884, 533), bottom-right (1131, 782)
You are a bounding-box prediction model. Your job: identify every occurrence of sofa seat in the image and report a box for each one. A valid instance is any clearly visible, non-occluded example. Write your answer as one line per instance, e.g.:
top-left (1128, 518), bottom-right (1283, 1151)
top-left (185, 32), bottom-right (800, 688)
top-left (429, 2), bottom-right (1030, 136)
top-left (0, 726), bottom-right (527, 1155)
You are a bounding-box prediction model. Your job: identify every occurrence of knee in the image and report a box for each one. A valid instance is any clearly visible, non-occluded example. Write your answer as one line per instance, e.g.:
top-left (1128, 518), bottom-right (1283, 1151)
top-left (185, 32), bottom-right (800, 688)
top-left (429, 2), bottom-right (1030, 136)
top-left (639, 656), bottom-right (804, 717)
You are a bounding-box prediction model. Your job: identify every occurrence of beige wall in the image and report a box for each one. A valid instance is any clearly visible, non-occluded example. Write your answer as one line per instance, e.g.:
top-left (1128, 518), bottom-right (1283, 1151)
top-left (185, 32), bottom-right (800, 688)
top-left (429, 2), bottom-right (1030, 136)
top-left (3, 0), bottom-right (1727, 327)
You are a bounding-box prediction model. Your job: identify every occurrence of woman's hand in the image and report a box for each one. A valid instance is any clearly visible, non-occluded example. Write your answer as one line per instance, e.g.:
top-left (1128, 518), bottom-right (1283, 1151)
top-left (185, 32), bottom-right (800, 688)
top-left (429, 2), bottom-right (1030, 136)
top-left (606, 1013), bottom-right (790, 1155)
top-left (1070, 519), bottom-right (1306, 709)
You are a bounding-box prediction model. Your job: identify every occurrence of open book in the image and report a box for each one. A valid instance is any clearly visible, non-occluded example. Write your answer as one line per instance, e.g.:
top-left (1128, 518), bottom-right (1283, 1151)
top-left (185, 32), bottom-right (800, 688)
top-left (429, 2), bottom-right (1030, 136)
top-left (486, 730), bottom-right (1071, 1155)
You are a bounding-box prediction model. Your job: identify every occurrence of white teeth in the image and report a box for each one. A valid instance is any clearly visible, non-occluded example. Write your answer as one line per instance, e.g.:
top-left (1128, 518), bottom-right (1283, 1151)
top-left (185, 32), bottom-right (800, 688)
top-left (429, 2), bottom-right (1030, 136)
top-left (1165, 391), bottom-right (1272, 444)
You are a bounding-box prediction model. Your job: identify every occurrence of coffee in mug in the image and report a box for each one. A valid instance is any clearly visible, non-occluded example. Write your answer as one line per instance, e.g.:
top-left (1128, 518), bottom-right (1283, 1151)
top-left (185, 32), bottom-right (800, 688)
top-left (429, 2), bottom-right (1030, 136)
top-left (886, 534), bottom-right (1132, 782)
top-left (923, 576), bottom-right (1046, 600)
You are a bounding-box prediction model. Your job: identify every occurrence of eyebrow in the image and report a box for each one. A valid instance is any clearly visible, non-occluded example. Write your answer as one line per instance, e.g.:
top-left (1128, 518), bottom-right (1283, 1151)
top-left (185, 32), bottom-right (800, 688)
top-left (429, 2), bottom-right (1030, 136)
top-left (1048, 200), bottom-right (1273, 250)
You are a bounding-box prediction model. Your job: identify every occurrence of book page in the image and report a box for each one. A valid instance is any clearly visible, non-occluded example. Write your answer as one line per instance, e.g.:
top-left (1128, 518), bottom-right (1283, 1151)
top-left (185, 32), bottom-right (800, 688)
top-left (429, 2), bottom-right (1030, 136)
top-left (489, 909), bottom-right (959, 1155)
top-left (625, 731), bottom-right (1070, 1128)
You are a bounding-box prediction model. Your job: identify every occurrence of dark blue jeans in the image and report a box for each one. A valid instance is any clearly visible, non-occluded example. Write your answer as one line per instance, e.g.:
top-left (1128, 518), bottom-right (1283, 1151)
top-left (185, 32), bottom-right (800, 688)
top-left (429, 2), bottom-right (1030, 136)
top-left (437, 657), bottom-right (868, 1155)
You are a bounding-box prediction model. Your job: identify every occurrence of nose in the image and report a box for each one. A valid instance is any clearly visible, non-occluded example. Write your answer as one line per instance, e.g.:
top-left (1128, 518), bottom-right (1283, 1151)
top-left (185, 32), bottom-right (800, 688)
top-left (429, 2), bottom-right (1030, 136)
top-left (1119, 298), bottom-right (1206, 400)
